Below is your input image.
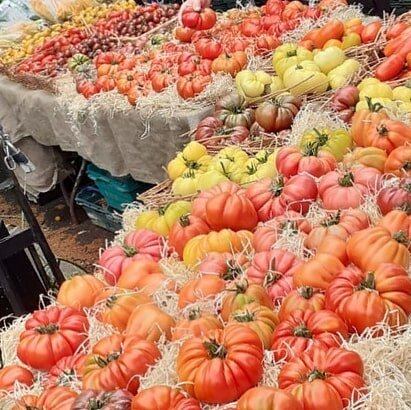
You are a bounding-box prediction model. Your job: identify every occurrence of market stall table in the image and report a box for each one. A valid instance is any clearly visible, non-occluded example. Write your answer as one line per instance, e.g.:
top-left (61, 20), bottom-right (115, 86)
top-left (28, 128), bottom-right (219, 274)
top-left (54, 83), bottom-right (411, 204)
top-left (0, 74), bottom-right (212, 186)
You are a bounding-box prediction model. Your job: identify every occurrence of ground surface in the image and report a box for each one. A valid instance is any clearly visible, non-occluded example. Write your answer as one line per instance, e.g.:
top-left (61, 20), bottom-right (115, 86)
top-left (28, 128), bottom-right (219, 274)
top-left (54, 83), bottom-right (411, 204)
top-left (0, 189), bottom-right (113, 273)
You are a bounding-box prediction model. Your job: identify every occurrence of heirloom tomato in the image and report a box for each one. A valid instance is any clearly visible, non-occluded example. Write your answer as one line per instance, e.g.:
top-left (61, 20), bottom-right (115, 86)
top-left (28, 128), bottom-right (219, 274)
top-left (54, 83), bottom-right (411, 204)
top-left (278, 347), bottom-right (365, 410)
top-left (272, 44), bottom-right (313, 78)
top-left (271, 309), bottom-right (348, 361)
top-left (136, 200), bottom-right (192, 237)
top-left (326, 263), bottom-right (411, 333)
top-left (177, 326), bottom-right (264, 403)
top-left (299, 127), bottom-right (351, 161)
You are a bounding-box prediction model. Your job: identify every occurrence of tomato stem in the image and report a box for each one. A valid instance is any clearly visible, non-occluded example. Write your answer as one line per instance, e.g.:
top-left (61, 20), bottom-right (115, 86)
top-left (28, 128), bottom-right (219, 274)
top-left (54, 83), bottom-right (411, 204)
top-left (293, 325), bottom-right (312, 338)
top-left (233, 310), bottom-right (255, 323)
top-left (392, 230), bottom-right (410, 246)
top-left (321, 210), bottom-right (341, 227)
top-left (123, 245), bottom-right (138, 257)
top-left (272, 175), bottom-right (285, 197)
top-left (312, 128), bottom-right (329, 146)
top-left (204, 340), bottom-right (227, 359)
top-left (223, 260), bottom-right (242, 281)
top-left (358, 272), bottom-right (376, 291)
top-left (302, 141), bottom-right (321, 157)
top-left (365, 96), bottom-right (383, 112)
top-left (402, 161), bottom-right (411, 171)
top-left (377, 123), bottom-right (389, 136)
top-left (37, 324), bottom-right (59, 335)
top-left (299, 286), bottom-right (314, 299)
top-left (188, 308), bottom-right (201, 321)
top-left (106, 295), bottom-right (118, 308)
top-left (179, 214), bottom-right (191, 227)
top-left (89, 399), bottom-right (106, 410)
top-left (338, 172), bottom-right (354, 187)
top-left (307, 368), bottom-right (328, 382)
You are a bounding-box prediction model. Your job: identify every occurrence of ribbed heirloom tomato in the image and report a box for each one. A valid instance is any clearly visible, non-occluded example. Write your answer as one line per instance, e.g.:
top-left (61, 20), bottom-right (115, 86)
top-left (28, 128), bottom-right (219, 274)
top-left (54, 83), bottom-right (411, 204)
top-left (178, 275), bottom-right (225, 308)
top-left (278, 347), bottom-right (365, 410)
top-left (172, 308), bottom-right (223, 341)
top-left (0, 365), bottom-right (33, 392)
top-left (82, 334), bottom-right (160, 394)
top-left (197, 252), bottom-right (249, 280)
top-left (44, 354), bottom-right (86, 388)
top-left (246, 249), bottom-right (303, 305)
top-left (57, 274), bottom-right (105, 311)
top-left (237, 387), bottom-right (303, 410)
top-left (271, 309), bottom-right (348, 361)
top-left (325, 263), bottom-right (411, 333)
top-left (99, 228), bottom-right (164, 285)
top-left (221, 279), bottom-right (273, 321)
top-left (177, 325), bottom-right (264, 403)
top-left (347, 227), bottom-right (409, 271)
top-left (181, 7), bottom-right (216, 31)
top-left (227, 302), bottom-right (279, 348)
top-left (279, 287), bottom-right (326, 321)
top-left (246, 175), bottom-right (318, 221)
top-left (318, 167), bottom-right (382, 210)
top-left (12, 387), bottom-right (78, 410)
top-left (72, 390), bottom-right (133, 410)
top-left (132, 385), bottom-right (201, 410)
top-left (17, 306), bottom-right (89, 371)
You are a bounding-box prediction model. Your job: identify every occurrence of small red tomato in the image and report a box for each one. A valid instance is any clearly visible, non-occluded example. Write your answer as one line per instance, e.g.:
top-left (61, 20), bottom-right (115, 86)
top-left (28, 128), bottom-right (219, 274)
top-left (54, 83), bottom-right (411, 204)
top-left (375, 54), bottom-right (405, 81)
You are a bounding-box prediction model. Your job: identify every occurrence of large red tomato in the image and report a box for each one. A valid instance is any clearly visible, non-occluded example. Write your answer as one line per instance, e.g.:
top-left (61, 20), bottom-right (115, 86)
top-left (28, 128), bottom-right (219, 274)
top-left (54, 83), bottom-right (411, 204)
top-left (204, 190), bottom-right (258, 231)
top-left (325, 263), bottom-right (411, 333)
top-left (82, 334), bottom-right (160, 394)
top-left (98, 229), bottom-right (164, 285)
top-left (246, 249), bottom-right (302, 305)
top-left (246, 175), bottom-right (318, 221)
top-left (276, 145), bottom-right (337, 178)
top-left (319, 167), bottom-right (382, 210)
top-left (272, 309), bottom-right (348, 361)
top-left (177, 325), bottom-right (264, 403)
top-left (169, 214), bottom-right (210, 258)
top-left (17, 306), bottom-right (89, 371)
top-left (304, 209), bottom-right (369, 250)
top-left (278, 347), bottom-right (365, 410)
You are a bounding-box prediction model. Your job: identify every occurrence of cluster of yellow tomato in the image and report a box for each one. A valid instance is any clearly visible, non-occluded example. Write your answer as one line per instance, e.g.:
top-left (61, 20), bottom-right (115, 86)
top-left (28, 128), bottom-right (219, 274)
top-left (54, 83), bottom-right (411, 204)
top-left (0, 0), bottom-right (136, 65)
top-left (356, 77), bottom-right (411, 114)
top-left (166, 141), bottom-right (277, 196)
top-left (273, 43), bottom-right (362, 95)
top-left (235, 42), bottom-right (362, 100)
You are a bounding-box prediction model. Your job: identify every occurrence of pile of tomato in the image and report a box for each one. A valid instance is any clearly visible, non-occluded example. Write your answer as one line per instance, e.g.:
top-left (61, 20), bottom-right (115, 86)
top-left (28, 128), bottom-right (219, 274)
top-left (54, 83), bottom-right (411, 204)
top-left (1, 1), bottom-right (411, 410)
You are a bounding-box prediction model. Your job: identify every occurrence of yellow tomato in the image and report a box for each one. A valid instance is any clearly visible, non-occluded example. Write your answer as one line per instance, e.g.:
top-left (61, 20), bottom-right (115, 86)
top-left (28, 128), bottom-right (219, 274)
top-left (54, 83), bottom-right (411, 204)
top-left (236, 69), bottom-right (272, 99)
top-left (357, 77), bottom-right (380, 91)
top-left (197, 169), bottom-right (229, 191)
top-left (399, 102), bottom-right (411, 113)
top-left (344, 18), bottom-right (362, 29)
top-left (182, 141), bottom-right (208, 162)
top-left (359, 82), bottom-right (393, 100)
top-left (172, 170), bottom-right (201, 196)
top-left (267, 76), bottom-right (285, 94)
top-left (283, 61), bottom-right (329, 96)
top-left (313, 46), bottom-right (346, 74)
top-left (273, 44), bottom-right (313, 78)
top-left (393, 86), bottom-right (411, 102)
top-left (135, 200), bottom-right (192, 236)
top-left (323, 39), bottom-right (343, 49)
top-left (341, 33), bottom-right (362, 50)
top-left (355, 97), bottom-right (395, 112)
top-left (328, 59), bottom-right (361, 89)
top-left (167, 152), bottom-right (211, 181)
